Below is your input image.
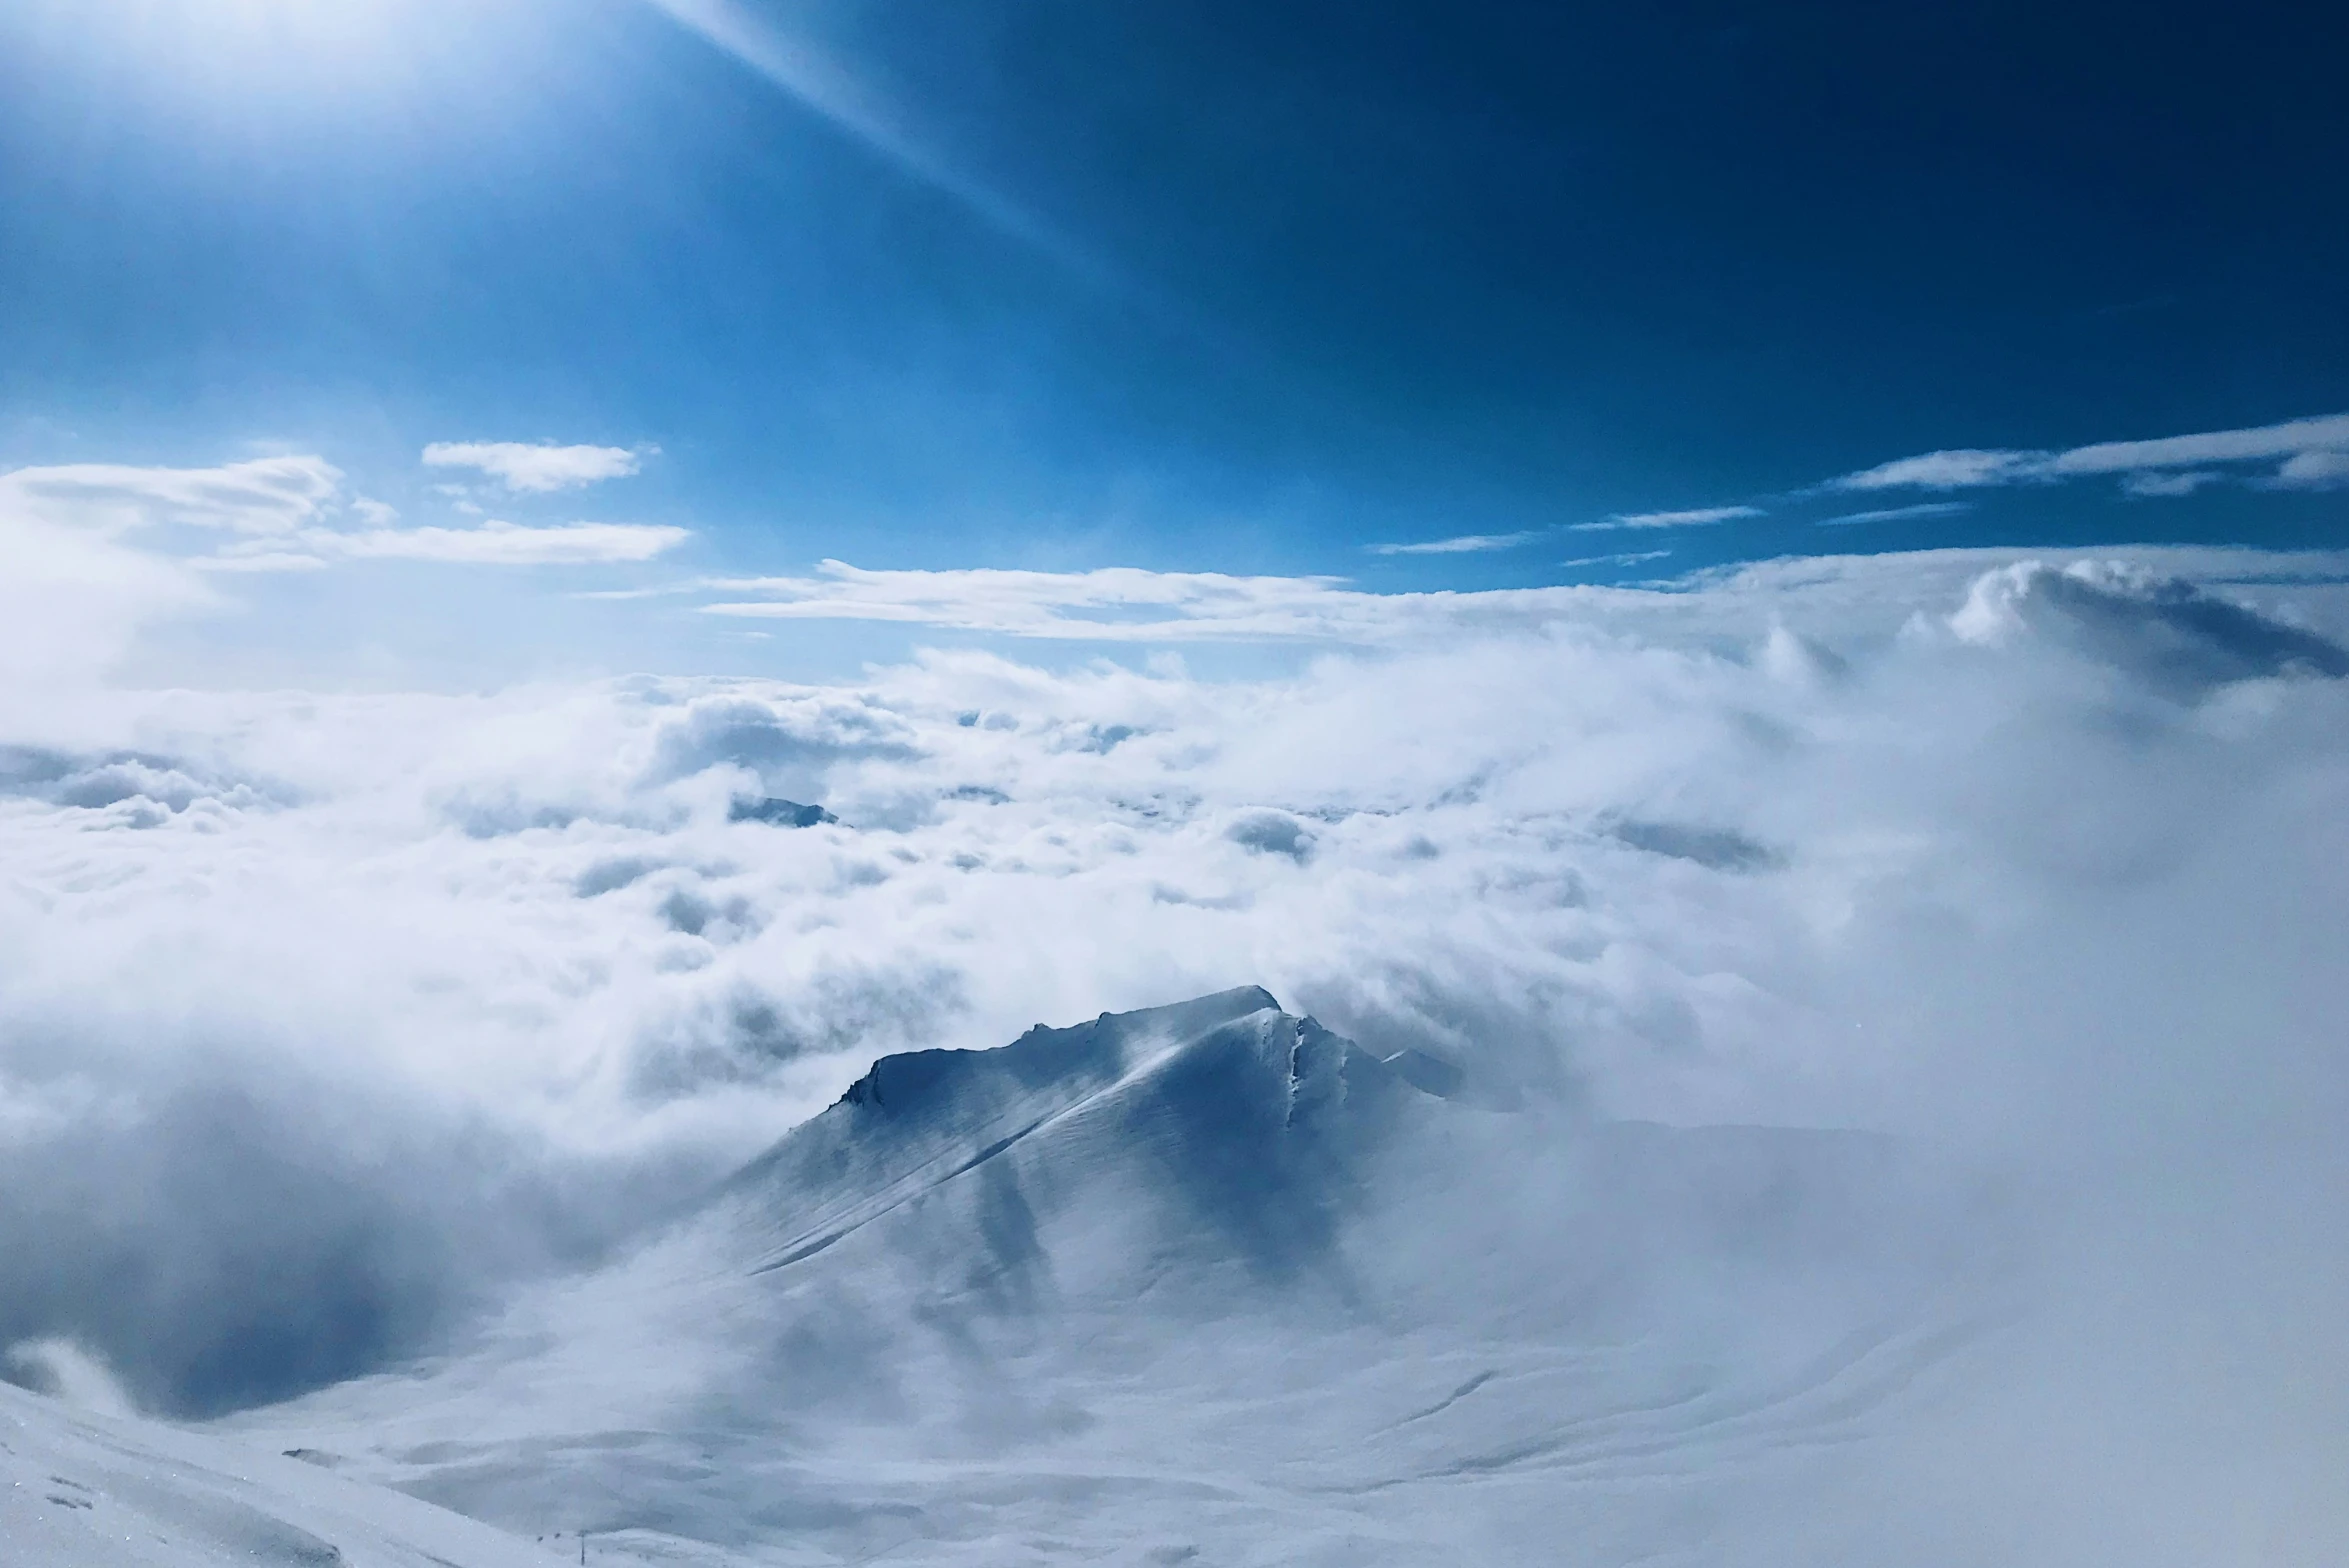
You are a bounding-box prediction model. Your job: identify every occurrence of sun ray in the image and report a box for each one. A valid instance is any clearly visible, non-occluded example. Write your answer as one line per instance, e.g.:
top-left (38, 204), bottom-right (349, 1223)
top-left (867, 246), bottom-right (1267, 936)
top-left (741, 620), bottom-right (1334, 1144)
top-left (638, 0), bottom-right (1111, 284)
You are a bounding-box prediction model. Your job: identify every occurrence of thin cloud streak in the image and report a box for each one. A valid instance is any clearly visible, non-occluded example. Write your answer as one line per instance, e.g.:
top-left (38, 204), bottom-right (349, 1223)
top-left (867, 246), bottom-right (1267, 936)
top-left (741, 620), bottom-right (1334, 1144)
top-left (1817, 501), bottom-right (1974, 526)
top-left (694, 548), bottom-right (2349, 645)
top-left (1570, 505), bottom-right (1763, 532)
top-left (1366, 531), bottom-right (1542, 556)
top-left (0, 457), bottom-right (343, 536)
top-left (3, 454), bottom-right (688, 576)
top-left (1834, 411), bottom-right (2349, 494)
top-left (317, 521), bottom-right (691, 566)
top-left (1562, 550), bottom-right (1673, 568)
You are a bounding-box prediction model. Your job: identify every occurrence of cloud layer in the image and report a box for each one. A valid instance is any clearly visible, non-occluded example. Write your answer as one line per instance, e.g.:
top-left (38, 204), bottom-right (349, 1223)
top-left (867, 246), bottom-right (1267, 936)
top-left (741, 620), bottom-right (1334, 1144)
top-left (3, 544), bottom-right (2345, 1439)
top-left (695, 547), bottom-right (2349, 644)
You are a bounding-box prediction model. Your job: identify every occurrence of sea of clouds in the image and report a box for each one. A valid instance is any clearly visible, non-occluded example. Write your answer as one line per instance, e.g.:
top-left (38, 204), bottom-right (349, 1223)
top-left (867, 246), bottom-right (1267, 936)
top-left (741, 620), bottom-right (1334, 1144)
top-left (2, 477), bottom-right (2346, 1549)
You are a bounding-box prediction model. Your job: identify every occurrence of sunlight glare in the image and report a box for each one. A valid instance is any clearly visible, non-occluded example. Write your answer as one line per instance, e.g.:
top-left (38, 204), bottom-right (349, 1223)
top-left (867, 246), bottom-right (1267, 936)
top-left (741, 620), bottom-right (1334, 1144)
top-left (57, 0), bottom-right (539, 130)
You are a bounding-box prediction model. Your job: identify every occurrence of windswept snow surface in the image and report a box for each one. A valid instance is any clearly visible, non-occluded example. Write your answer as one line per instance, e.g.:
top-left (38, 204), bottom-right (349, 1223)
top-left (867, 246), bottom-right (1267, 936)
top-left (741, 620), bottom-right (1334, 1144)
top-left (0, 1377), bottom-right (553, 1567)
top-left (230, 991), bottom-right (2008, 1567)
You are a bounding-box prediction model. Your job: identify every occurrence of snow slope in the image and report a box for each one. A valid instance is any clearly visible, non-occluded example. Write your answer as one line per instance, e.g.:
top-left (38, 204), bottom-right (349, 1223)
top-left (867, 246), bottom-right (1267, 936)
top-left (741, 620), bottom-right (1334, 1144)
top-left (221, 990), bottom-right (2006, 1566)
top-left (0, 1376), bottom-right (556, 1568)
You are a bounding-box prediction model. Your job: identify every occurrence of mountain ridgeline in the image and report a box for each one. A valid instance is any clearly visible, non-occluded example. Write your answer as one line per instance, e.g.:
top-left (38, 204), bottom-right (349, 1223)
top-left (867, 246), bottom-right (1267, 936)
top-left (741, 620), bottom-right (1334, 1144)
top-left (227, 989), bottom-right (2000, 1567)
top-left (724, 987), bottom-right (1447, 1287)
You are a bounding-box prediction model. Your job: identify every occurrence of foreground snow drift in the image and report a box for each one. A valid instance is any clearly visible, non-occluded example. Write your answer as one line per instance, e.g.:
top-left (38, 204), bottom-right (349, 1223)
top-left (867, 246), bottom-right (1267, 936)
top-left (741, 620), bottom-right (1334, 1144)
top-left (0, 1377), bottom-right (551, 1568)
top-left (230, 991), bottom-right (2002, 1566)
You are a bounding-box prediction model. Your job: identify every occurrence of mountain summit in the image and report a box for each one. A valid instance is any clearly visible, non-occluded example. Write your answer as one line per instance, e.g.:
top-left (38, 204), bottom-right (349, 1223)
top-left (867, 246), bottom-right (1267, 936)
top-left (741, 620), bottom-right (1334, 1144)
top-left (232, 991), bottom-right (1996, 1567)
top-left (726, 987), bottom-right (1444, 1285)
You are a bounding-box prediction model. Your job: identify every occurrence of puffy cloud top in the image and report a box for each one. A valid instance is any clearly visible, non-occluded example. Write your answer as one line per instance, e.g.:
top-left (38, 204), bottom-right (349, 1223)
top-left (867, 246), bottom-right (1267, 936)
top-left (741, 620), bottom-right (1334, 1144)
top-left (421, 442), bottom-right (650, 493)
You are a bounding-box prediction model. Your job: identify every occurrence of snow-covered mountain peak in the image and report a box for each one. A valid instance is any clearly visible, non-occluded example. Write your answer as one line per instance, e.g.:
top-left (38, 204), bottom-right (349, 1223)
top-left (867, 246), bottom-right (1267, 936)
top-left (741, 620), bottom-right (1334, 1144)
top-left (224, 993), bottom-right (2009, 1566)
top-left (725, 987), bottom-right (1438, 1282)
top-left (830, 984), bottom-right (1291, 1122)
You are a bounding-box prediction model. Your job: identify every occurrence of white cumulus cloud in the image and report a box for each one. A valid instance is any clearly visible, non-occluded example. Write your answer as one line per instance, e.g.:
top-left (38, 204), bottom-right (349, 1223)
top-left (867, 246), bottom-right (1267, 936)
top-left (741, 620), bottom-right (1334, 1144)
top-left (422, 441), bottom-right (651, 493)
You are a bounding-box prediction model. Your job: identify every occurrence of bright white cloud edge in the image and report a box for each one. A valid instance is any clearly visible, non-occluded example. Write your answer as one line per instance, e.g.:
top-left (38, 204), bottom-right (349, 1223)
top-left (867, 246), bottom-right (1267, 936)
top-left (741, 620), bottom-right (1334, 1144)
top-left (421, 441), bottom-right (650, 493)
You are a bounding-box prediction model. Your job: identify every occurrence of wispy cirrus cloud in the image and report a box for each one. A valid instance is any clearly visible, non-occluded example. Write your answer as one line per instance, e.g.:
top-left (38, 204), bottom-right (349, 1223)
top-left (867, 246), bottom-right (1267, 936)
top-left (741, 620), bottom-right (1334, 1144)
top-left (1366, 530), bottom-right (1542, 556)
top-left (318, 520), bottom-right (691, 566)
top-left (2120, 471), bottom-right (2219, 498)
top-left (1817, 500), bottom-right (1974, 527)
top-left (422, 442), bottom-right (651, 494)
top-left (695, 558), bottom-right (1733, 642)
top-left (200, 522), bottom-right (692, 571)
top-left (2277, 449), bottom-right (2349, 488)
top-left (694, 547), bottom-right (2349, 646)
top-left (0, 456), bottom-right (344, 535)
top-left (1833, 411), bottom-right (2349, 495)
top-left (702, 561), bottom-right (1382, 641)
top-left (1569, 505), bottom-right (1763, 532)
top-left (3, 454), bottom-right (690, 586)
top-left (1562, 549), bottom-right (1673, 568)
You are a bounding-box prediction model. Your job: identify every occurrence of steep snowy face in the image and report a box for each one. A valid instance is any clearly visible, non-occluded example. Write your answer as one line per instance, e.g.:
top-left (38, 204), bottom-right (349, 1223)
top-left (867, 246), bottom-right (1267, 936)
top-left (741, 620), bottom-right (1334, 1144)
top-left (232, 993), bottom-right (1999, 1568)
top-left (708, 988), bottom-right (1971, 1328)
top-left (723, 987), bottom-right (1431, 1287)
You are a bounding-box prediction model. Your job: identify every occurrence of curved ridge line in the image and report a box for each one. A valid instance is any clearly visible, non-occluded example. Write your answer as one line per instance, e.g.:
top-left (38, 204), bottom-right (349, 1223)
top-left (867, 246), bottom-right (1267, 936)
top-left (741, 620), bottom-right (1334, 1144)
top-left (745, 1015), bottom-right (1279, 1277)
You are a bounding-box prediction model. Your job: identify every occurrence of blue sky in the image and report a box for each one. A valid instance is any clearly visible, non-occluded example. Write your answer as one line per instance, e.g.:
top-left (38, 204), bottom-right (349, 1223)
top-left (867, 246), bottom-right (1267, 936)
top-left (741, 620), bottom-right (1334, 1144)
top-left (1, 0), bottom-right (2344, 679)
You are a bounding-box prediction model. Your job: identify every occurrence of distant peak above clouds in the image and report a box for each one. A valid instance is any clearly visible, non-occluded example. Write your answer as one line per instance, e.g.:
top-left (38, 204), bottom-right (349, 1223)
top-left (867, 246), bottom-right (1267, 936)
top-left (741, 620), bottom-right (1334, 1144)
top-left (1948, 559), bottom-right (2349, 697)
top-left (421, 441), bottom-right (653, 493)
